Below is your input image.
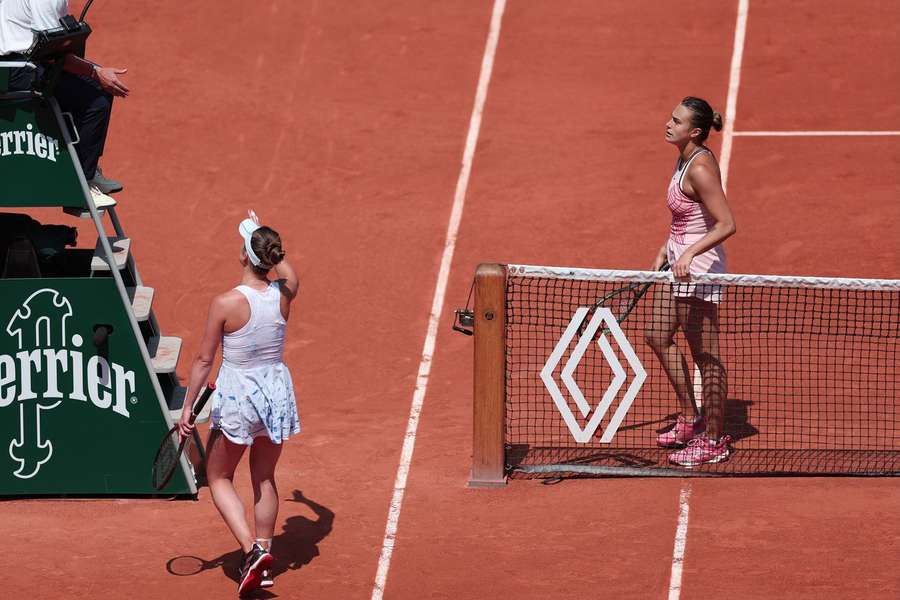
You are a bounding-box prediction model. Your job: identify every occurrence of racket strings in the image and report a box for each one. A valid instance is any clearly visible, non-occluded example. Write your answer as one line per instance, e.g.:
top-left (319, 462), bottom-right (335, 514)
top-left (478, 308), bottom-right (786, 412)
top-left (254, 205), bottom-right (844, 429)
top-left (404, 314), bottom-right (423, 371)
top-left (613, 290), bottom-right (640, 320)
top-left (152, 431), bottom-right (183, 489)
top-left (150, 384), bottom-right (215, 490)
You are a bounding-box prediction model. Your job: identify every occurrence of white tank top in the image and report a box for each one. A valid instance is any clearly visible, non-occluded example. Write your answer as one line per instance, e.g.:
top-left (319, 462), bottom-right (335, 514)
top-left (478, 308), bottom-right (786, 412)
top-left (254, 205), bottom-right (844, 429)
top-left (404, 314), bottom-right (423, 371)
top-left (221, 282), bottom-right (286, 369)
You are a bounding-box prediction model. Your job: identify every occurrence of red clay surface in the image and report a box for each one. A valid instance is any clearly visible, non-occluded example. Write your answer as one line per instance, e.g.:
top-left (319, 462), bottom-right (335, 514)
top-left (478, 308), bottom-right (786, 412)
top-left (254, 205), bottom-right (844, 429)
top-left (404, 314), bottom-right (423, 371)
top-left (3, 1), bottom-right (899, 599)
top-left (737, 0), bottom-right (900, 131)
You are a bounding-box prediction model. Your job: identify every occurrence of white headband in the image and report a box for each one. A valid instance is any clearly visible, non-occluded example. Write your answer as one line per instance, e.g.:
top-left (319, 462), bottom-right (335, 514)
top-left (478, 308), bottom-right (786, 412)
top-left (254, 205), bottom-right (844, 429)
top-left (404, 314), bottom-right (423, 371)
top-left (238, 218), bottom-right (263, 267)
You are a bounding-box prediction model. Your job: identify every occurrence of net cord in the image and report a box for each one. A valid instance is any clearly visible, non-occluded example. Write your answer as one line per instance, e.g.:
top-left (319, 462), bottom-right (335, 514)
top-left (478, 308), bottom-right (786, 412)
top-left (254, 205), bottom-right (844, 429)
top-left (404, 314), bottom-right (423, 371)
top-left (508, 265), bottom-right (900, 292)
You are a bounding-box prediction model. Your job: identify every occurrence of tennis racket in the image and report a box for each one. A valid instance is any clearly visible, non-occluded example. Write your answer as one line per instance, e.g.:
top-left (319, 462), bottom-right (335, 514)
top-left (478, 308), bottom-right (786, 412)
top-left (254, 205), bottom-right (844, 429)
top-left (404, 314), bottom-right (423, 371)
top-left (151, 383), bottom-right (215, 491)
top-left (579, 261), bottom-right (671, 339)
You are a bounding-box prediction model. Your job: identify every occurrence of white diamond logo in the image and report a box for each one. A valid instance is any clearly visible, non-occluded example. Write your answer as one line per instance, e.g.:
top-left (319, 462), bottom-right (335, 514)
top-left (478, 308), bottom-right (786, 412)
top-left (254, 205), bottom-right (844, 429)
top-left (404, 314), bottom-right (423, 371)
top-left (540, 307), bottom-right (646, 443)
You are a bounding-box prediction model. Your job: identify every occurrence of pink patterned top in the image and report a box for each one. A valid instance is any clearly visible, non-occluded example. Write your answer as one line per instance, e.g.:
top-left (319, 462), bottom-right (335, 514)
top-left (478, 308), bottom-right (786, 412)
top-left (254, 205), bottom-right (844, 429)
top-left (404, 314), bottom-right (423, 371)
top-left (665, 148), bottom-right (726, 302)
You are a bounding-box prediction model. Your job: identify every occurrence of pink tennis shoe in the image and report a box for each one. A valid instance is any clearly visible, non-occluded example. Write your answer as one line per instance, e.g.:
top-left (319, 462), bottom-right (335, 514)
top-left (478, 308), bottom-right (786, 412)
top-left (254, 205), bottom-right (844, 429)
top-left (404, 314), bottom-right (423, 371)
top-left (668, 435), bottom-right (732, 467)
top-left (657, 415), bottom-right (706, 447)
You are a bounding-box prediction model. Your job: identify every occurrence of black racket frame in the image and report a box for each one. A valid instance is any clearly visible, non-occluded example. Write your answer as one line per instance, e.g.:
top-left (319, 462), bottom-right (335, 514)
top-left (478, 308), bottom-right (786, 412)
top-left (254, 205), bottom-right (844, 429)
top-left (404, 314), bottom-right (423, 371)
top-left (578, 261), bottom-right (671, 339)
top-left (151, 383), bottom-right (216, 491)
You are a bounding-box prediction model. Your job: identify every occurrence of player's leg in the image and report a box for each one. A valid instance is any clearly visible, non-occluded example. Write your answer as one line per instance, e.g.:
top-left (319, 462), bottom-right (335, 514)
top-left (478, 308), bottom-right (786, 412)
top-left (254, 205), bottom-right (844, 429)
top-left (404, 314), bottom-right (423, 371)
top-left (645, 285), bottom-right (706, 447)
top-left (679, 297), bottom-right (727, 438)
top-left (645, 286), bottom-right (701, 414)
top-left (205, 430), bottom-right (254, 552)
top-left (249, 437), bottom-right (283, 542)
top-left (668, 297), bottom-right (730, 466)
top-left (250, 437), bottom-right (282, 588)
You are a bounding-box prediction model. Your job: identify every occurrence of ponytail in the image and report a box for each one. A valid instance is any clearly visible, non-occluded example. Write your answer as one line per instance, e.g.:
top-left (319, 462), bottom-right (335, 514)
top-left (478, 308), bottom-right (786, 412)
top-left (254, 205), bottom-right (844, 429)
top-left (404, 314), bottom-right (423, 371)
top-left (681, 96), bottom-right (721, 142)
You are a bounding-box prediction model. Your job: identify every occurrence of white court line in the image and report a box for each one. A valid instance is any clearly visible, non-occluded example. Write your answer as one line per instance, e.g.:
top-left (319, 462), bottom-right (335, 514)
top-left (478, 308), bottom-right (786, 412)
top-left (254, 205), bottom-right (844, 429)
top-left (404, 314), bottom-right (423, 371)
top-left (370, 2), bottom-right (507, 599)
top-left (718, 0), bottom-right (749, 192)
top-left (734, 130), bottom-right (900, 136)
top-left (667, 485), bottom-right (693, 600)
top-left (668, 1), bottom-right (749, 599)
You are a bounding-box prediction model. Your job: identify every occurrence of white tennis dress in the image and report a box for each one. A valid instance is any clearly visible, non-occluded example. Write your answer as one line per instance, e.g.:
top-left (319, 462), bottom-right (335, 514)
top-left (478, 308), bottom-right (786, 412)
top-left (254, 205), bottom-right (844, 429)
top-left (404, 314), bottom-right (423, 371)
top-left (210, 282), bottom-right (300, 445)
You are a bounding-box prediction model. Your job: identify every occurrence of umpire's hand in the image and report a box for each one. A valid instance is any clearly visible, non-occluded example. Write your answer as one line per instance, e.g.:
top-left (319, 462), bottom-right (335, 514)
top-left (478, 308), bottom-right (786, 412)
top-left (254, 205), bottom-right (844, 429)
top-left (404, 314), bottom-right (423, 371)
top-left (93, 66), bottom-right (130, 97)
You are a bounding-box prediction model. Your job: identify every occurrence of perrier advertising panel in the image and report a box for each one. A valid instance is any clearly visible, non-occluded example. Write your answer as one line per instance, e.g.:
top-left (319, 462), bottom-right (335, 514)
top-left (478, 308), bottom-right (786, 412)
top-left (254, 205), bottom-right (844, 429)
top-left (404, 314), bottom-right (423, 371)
top-left (0, 279), bottom-right (192, 495)
top-left (0, 96), bottom-right (87, 208)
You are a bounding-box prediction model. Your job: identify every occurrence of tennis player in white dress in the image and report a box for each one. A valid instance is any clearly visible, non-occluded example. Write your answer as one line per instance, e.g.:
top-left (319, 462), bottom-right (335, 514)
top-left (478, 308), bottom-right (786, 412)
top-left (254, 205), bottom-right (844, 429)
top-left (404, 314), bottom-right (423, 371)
top-left (179, 210), bottom-right (299, 595)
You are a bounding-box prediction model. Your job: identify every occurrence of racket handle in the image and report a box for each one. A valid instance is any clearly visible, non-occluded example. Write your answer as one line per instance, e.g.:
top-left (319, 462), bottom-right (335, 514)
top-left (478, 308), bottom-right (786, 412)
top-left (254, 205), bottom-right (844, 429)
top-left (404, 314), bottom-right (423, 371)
top-left (187, 383), bottom-right (216, 425)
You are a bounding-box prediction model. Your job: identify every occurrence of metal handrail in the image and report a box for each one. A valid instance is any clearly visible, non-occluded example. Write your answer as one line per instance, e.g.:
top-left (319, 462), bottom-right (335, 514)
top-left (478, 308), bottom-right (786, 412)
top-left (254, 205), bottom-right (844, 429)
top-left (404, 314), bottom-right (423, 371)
top-left (0, 91), bottom-right (40, 100)
top-left (0, 61), bottom-right (37, 69)
top-left (1, 61), bottom-right (40, 99)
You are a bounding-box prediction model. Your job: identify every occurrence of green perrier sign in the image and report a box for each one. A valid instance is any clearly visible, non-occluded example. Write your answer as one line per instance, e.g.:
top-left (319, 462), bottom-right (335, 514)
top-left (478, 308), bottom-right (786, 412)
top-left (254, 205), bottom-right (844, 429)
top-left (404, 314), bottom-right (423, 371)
top-left (0, 96), bottom-right (88, 208)
top-left (2, 67), bottom-right (192, 496)
top-left (0, 280), bottom-right (191, 495)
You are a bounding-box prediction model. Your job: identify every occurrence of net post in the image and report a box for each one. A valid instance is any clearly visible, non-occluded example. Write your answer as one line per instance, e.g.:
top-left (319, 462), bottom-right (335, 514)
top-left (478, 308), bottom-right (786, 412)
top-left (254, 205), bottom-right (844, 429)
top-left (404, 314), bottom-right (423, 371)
top-left (468, 263), bottom-right (508, 488)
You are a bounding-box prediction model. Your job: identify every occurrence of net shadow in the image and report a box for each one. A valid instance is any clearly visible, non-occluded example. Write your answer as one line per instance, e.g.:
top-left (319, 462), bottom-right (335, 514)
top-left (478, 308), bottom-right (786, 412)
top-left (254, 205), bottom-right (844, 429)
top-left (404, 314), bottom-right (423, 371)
top-left (724, 398), bottom-right (758, 442)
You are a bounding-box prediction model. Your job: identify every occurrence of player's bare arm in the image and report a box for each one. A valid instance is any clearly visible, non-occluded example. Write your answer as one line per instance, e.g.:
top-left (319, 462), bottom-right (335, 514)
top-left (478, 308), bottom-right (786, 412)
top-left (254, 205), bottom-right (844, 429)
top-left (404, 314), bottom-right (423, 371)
top-left (652, 244), bottom-right (668, 270)
top-left (178, 294), bottom-right (229, 437)
top-left (272, 259), bottom-right (298, 300)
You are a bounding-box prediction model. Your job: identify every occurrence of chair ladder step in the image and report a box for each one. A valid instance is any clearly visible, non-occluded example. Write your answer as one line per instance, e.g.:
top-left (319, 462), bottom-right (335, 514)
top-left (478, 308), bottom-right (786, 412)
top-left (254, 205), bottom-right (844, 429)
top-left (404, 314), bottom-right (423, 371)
top-left (148, 335), bottom-right (182, 373)
top-left (127, 286), bottom-right (154, 321)
top-left (63, 197), bottom-right (117, 219)
top-left (63, 207), bottom-right (108, 218)
top-left (125, 285), bottom-right (154, 322)
top-left (91, 236), bottom-right (131, 271)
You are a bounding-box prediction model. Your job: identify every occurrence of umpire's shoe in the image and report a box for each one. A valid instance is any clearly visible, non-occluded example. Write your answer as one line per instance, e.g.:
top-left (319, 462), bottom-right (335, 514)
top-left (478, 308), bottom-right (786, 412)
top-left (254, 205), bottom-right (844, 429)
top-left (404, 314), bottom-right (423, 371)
top-left (90, 166), bottom-right (124, 194)
top-left (89, 184), bottom-right (117, 209)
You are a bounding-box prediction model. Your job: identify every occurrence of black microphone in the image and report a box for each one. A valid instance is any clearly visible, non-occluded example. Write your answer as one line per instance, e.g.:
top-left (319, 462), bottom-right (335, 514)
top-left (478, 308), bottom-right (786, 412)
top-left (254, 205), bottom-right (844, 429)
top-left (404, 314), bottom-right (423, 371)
top-left (79, 0), bottom-right (98, 22)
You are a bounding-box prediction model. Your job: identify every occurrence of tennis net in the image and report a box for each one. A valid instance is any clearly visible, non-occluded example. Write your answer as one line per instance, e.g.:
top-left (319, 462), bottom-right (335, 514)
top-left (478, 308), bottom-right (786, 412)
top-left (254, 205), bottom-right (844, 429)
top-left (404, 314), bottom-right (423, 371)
top-left (468, 264), bottom-right (900, 480)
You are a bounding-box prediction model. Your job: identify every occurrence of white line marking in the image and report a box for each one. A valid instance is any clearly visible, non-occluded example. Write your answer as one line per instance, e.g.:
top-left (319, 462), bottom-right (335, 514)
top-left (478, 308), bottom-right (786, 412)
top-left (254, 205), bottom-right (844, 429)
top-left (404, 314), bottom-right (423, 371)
top-left (718, 0), bottom-right (749, 192)
top-left (669, 2), bottom-right (749, 598)
top-left (667, 484), bottom-right (693, 600)
top-left (370, 2), bottom-right (507, 598)
top-left (734, 130), bottom-right (900, 137)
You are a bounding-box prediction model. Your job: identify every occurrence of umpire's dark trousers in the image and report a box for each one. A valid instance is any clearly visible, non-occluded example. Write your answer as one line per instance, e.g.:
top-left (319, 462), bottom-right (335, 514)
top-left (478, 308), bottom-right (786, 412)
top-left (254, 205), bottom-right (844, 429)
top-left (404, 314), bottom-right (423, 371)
top-left (8, 62), bottom-right (113, 181)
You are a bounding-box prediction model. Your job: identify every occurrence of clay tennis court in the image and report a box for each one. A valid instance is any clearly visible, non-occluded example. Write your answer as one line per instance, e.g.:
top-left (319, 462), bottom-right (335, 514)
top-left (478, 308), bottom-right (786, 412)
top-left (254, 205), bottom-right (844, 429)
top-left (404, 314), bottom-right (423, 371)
top-left (4, 0), bottom-right (898, 598)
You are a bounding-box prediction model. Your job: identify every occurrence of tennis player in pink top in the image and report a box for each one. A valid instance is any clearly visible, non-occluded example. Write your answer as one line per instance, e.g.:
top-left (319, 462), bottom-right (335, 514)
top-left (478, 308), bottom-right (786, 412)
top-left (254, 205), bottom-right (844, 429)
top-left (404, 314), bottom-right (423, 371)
top-left (646, 97), bottom-right (736, 467)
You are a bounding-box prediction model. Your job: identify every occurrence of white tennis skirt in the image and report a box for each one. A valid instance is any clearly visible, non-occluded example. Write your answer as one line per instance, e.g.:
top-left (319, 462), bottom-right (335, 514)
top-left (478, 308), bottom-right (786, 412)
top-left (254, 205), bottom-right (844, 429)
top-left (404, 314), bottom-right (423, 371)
top-left (210, 361), bottom-right (300, 445)
top-left (667, 237), bottom-right (727, 304)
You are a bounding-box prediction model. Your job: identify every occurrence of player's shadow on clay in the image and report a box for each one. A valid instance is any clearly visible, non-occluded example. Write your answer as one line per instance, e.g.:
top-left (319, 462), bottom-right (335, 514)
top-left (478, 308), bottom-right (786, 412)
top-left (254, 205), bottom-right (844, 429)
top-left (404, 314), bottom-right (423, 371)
top-left (165, 489), bottom-right (334, 597)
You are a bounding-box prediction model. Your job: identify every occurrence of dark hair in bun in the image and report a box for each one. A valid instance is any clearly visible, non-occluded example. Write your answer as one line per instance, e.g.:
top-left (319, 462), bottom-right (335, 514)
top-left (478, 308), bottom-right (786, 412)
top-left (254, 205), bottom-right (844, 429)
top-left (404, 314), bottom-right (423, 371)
top-left (681, 96), bottom-right (722, 143)
top-left (250, 226), bottom-right (285, 272)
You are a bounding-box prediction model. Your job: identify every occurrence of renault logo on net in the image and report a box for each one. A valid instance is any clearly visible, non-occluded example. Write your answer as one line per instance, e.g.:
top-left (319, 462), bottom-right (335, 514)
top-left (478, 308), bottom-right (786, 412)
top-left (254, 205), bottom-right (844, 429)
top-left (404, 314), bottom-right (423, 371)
top-left (540, 307), bottom-right (646, 443)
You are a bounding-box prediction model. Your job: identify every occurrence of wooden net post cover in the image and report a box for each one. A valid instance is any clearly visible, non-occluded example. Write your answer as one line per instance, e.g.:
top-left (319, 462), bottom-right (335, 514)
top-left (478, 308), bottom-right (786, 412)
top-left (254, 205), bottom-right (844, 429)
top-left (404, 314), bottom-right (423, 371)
top-left (468, 263), bottom-right (507, 487)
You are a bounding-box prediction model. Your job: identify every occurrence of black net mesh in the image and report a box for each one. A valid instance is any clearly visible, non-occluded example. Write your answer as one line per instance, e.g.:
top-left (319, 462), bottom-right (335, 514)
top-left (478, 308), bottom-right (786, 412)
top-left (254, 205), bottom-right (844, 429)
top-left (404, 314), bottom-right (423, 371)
top-left (504, 267), bottom-right (900, 476)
